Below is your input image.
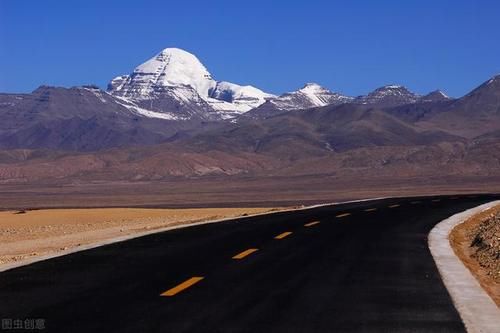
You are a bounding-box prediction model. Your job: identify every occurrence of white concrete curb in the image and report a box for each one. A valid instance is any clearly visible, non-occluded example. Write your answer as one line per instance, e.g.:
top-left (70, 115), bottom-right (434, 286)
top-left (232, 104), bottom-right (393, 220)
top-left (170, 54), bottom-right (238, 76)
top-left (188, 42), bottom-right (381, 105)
top-left (429, 201), bottom-right (500, 333)
top-left (0, 197), bottom-right (387, 273)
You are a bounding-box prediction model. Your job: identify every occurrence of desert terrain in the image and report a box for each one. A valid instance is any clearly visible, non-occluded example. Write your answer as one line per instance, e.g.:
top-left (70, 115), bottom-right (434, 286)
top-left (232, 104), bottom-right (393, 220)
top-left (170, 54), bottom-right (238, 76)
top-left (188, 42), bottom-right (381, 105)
top-left (0, 207), bottom-right (281, 269)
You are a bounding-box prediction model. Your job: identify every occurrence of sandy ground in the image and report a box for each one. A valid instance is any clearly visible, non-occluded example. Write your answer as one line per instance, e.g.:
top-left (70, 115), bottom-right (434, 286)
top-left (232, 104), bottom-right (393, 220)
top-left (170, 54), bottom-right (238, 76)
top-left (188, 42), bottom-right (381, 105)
top-left (0, 207), bottom-right (282, 269)
top-left (450, 204), bottom-right (500, 306)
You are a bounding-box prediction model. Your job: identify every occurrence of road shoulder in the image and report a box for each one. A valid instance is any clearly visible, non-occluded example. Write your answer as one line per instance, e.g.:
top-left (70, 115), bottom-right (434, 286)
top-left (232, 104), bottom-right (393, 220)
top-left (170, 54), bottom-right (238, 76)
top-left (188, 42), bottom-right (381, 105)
top-left (429, 200), bottom-right (500, 333)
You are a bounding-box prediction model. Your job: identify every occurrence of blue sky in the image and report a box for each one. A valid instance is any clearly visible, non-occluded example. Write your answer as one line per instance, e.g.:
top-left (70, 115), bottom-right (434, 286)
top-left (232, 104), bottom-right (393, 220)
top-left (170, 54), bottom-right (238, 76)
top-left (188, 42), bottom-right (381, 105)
top-left (1, 0), bottom-right (499, 97)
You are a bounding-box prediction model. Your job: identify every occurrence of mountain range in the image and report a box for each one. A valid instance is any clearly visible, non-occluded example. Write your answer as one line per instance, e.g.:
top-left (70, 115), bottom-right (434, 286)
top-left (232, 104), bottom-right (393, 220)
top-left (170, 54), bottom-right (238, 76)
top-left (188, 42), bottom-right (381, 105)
top-left (0, 47), bottom-right (499, 185)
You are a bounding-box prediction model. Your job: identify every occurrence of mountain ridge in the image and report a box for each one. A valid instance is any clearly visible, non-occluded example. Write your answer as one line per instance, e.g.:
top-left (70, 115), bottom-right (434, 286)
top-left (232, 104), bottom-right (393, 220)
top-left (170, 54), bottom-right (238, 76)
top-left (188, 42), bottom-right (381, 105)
top-left (106, 47), bottom-right (455, 120)
top-left (1, 47), bottom-right (500, 156)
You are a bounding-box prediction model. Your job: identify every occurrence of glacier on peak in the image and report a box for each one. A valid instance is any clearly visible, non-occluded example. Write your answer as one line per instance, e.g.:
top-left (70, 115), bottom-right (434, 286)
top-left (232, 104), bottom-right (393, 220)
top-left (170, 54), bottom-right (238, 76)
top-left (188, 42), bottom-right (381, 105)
top-left (108, 47), bottom-right (272, 118)
top-left (107, 47), bottom-right (449, 118)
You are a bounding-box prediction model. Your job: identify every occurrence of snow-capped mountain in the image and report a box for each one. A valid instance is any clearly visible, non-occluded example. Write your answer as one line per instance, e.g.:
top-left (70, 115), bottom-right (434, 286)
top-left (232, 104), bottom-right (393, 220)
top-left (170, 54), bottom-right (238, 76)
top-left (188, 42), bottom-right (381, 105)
top-left (107, 47), bottom-right (460, 120)
top-left (108, 48), bottom-right (273, 119)
top-left (268, 83), bottom-right (353, 110)
top-left (2, 73), bottom-right (500, 154)
top-left (245, 83), bottom-right (354, 118)
top-left (355, 85), bottom-right (419, 106)
top-left (208, 81), bottom-right (275, 115)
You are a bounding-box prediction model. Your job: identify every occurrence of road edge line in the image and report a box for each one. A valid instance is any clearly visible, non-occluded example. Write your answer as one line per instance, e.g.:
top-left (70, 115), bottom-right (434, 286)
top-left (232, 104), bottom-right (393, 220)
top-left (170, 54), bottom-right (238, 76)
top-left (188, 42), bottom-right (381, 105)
top-left (428, 200), bottom-right (500, 333)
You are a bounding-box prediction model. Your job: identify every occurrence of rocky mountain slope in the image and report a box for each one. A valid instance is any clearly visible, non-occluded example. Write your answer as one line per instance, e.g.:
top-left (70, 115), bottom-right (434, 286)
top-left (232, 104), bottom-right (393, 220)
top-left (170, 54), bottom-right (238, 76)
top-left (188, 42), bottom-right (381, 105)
top-left (354, 85), bottom-right (419, 106)
top-left (1, 70), bottom-right (499, 153)
top-left (1, 73), bottom-right (500, 183)
top-left (0, 85), bottom-right (213, 151)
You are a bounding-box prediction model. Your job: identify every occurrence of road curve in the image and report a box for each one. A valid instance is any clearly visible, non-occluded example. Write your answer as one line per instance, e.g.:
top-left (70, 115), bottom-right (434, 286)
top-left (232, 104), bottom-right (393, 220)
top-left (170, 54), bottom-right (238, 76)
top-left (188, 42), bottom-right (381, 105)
top-left (0, 194), bottom-right (497, 332)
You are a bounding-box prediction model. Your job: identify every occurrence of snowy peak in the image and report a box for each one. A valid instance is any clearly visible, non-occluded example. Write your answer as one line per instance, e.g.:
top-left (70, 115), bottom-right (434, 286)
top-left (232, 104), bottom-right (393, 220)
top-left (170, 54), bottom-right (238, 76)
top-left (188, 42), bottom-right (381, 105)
top-left (298, 82), bottom-right (329, 94)
top-left (135, 48), bottom-right (214, 97)
top-left (109, 48), bottom-right (215, 99)
top-left (356, 85), bottom-right (419, 106)
top-left (207, 81), bottom-right (274, 117)
top-left (210, 81), bottom-right (271, 102)
top-left (268, 83), bottom-right (353, 111)
top-left (108, 47), bottom-right (273, 118)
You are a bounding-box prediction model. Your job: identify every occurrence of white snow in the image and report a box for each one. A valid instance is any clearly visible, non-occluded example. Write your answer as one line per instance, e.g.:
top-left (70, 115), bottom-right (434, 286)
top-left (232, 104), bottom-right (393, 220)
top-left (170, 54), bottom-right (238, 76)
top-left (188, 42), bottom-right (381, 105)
top-left (436, 90), bottom-right (450, 98)
top-left (134, 48), bottom-right (215, 98)
top-left (128, 106), bottom-right (184, 121)
top-left (109, 75), bottom-right (129, 92)
top-left (209, 81), bottom-right (275, 113)
top-left (108, 47), bottom-right (273, 118)
top-left (113, 95), bottom-right (184, 120)
top-left (297, 83), bottom-right (336, 106)
top-left (269, 83), bottom-right (352, 110)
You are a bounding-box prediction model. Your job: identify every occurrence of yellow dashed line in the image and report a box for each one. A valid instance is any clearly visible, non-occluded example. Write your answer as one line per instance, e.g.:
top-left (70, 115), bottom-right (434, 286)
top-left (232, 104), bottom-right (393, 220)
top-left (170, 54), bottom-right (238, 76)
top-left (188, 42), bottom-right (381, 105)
top-left (336, 213), bottom-right (351, 218)
top-left (304, 221), bottom-right (320, 227)
top-left (232, 248), bottom-right (259, 260)
top-left (160, 277), bottom-right (204, 297)
top-left (274, 231), bottom-right (292, 239)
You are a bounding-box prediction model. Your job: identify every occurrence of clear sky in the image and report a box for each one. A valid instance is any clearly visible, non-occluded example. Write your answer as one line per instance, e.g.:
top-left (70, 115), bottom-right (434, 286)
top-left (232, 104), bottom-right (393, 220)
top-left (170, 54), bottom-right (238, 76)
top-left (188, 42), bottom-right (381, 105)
top-left (1, 0), bottom-right (499, 97)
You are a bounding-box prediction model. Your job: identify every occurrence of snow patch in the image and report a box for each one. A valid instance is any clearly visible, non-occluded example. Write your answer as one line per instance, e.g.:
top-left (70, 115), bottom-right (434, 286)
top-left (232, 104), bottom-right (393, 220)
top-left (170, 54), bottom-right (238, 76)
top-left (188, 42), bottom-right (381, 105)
top-left (269, 83), bottom-right (352, 110)
top-left (113, 95), bottom-right (185, 121)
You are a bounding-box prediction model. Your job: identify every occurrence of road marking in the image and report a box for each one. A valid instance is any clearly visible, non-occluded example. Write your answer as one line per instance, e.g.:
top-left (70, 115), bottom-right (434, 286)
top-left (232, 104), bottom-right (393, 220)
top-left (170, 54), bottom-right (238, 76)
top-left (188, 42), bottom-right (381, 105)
top-left (232, 248), bottom-right (258, 259)
top-left (336, 213), bottom-right (351, 218)
top-left (304, 221), bottom-right (320, 227)
top-left (364, 208), bottom-right (378, 212)
top-left (432, 199), bottom-right (441, 202)
top-left (388, 204), bottom-right (400, 208)
top-left (411, 201), bottom-right (421, 204)
top-left (160, 277), bottom-right (204, 297)
top-left (274, 231), bottom-right (292, 239)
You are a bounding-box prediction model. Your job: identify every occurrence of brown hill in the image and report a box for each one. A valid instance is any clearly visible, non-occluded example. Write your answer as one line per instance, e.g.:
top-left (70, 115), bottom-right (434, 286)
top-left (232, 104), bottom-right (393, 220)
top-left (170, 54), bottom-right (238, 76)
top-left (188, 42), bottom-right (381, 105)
top-left (0, 75), bottom-right (500, 192)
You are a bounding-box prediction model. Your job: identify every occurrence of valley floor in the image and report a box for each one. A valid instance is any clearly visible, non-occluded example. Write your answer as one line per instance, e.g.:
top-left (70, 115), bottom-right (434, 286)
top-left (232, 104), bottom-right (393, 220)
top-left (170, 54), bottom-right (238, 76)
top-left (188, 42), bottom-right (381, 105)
top-left (0, 174), bottom-right (499, 210)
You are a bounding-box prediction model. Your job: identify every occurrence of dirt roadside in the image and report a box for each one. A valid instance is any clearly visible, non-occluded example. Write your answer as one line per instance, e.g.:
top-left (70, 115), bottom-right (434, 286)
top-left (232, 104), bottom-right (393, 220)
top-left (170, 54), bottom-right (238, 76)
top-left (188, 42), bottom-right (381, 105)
top-left (0, 207), bottom-right (284, 269)
top-left (450, 204), bottom-right (500, 306)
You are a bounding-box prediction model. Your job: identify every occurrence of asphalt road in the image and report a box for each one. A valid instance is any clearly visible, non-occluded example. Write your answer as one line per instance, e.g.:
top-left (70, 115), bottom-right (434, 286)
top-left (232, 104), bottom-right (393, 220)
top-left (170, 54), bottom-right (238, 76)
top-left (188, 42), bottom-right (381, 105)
top-left (0, 194), bottom-right (497, 332)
